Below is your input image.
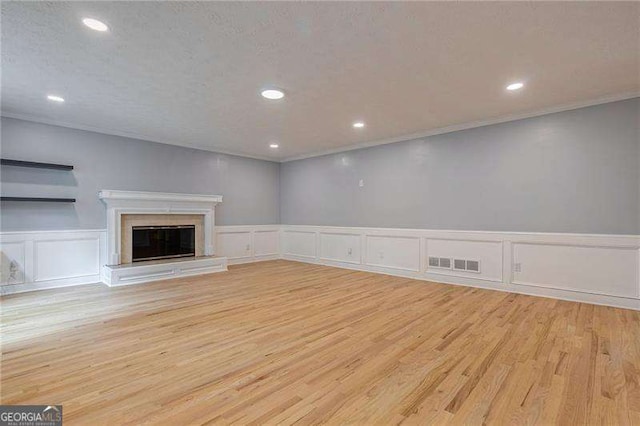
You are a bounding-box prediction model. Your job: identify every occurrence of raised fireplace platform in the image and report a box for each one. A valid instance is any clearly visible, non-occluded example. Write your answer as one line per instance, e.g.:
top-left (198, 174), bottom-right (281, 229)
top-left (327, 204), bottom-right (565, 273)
top-left (103, 255), bottom-right (227, 287)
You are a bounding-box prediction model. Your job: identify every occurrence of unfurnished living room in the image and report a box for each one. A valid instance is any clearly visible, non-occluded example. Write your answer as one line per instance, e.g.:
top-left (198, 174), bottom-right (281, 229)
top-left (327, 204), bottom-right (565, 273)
top-left (1, 1), bottom-right (639, 425)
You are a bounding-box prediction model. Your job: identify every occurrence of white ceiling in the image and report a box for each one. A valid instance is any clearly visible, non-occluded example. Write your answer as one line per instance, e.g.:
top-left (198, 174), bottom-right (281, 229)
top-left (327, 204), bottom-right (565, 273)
top-left (2, 2), bottom-right (638, 161)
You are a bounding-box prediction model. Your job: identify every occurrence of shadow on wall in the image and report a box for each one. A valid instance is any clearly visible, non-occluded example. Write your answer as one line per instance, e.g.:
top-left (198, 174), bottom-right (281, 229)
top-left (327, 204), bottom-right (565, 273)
top-left (0, 166), bottom-right (78, 186)
top-left (1, 164), bottom-right (81, 230)
top-left (0, 202), bottom-right (81, 230)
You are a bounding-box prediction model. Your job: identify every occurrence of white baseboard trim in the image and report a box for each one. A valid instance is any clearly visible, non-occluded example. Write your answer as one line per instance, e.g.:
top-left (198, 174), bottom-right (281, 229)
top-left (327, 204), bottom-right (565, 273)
top-left (0, 274), bottom-right (103, 296)
top-left (281, 254), bottom-right (640, 310)
top-left (227, 254), bottom-right (280, 265)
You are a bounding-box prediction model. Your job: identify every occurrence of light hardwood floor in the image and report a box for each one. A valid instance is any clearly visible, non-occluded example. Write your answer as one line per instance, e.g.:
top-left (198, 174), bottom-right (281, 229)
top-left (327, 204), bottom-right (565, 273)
top-left (2, 260), bottom-right (639, 425)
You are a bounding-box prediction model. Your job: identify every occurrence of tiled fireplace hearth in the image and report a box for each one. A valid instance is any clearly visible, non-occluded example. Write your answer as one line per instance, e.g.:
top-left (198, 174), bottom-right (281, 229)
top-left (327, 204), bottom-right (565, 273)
top-left (98, 190), bottom-right (227, 286)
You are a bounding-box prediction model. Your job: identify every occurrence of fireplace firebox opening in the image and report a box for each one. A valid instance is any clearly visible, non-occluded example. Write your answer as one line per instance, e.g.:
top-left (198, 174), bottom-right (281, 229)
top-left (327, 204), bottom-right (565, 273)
top-left (132, 225), bottom-right (196, 262)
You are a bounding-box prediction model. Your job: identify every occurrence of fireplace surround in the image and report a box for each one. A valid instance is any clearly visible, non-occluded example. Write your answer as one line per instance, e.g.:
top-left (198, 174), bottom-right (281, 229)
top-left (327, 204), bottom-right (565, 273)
top-left (99, 190), bottom-right (227, 286)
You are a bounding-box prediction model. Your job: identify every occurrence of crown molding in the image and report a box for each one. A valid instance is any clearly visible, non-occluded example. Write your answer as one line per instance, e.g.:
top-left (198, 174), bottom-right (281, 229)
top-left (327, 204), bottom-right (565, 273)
top-left (3, 91), bottom-right (638, 163)
top-left (281, 91), bottom-right (640, 162)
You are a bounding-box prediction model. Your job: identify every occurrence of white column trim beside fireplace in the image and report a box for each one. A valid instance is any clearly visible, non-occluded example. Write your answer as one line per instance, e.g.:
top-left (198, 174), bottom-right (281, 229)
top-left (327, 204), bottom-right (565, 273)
top-left (98, 190), bottom-right (223, 265)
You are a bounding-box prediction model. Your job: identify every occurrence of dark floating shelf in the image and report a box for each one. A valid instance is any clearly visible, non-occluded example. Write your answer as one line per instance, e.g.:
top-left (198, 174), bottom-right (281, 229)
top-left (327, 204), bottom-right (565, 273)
top-left (1, 159), bottom-right (74, 171)
top-left (0, 197), bottom-right (76, 203)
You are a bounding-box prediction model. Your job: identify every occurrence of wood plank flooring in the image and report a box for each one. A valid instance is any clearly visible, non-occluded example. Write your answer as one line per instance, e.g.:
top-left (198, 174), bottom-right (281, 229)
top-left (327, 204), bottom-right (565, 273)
top-left (1, 260), bottom-right (639, 425)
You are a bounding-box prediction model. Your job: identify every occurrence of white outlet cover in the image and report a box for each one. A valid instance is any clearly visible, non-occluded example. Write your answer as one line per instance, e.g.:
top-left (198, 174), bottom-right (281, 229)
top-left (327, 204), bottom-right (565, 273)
top-left (359, 179), bottom-right (364, 187)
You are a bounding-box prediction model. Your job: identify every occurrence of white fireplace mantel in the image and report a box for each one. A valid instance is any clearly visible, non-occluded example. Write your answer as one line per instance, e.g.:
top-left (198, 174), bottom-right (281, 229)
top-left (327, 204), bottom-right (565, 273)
top-left (99, 190), bottom-right (223, 265)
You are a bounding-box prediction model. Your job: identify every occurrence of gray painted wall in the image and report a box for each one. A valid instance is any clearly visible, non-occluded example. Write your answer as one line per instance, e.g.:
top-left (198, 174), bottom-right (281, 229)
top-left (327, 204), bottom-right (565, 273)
top-left (280, 98), bottom-right (640, 235)
top-left (0, 117), bottom-right (280, 231)
top-left (2, 99), bottom-right (638, 235)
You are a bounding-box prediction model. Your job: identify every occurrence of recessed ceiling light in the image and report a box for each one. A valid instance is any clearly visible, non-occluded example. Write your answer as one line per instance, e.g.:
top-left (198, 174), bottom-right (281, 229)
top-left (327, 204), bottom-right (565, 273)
top-left (82, 18), bottom-right (109, 32)
top-left (506, 82), bottom-right (524, 91)
top-left (47, 95), bottom-right (65, 103)
top-left (269, 143), bottom-right (279, 149)
top-left (352, 122), bottom-right (365, 128)
top-left (261, 89), bottom-right (285, 100)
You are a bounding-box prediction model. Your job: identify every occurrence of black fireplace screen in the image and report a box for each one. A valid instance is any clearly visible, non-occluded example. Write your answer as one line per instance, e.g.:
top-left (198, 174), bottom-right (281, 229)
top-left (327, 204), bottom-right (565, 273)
top-left (132, 225), bottom-right (195, 262)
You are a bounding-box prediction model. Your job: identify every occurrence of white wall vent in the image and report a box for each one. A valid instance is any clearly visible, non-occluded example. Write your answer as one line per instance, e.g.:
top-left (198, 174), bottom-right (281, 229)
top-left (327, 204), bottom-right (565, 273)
top-left (452, 258), bottom-right (481, 273)
top-left (428, 256), bottom-right (452, 270)
top-left (466, 260), bottom-right (480, 272)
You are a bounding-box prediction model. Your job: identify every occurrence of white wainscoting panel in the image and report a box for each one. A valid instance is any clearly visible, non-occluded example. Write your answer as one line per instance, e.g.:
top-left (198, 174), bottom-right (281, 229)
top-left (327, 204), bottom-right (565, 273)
top-left (254, 230), bottom-right (279, 257)
top-left (282, 230), bottom-right (317, 260)
top-left (35, 238), bottom-right (100, 282)
top-left (3, 224), bottom-right (640, 310)
top-left (215, 225), bottom-right (280, 264)
top-left (216, 231), bottom-right (252, 261)
top-left (320, 232), bottom-right (361, 264)
top-left (512, 243), bottom-right (639, 298)
top-left (0, 230), bottom-right (106, 295)
top-left (281, 225), bottom-right (640, 310)
top-left (365, 235), bottom-right (421, 272)
top-left (426, 238), bottom-right (503, 282)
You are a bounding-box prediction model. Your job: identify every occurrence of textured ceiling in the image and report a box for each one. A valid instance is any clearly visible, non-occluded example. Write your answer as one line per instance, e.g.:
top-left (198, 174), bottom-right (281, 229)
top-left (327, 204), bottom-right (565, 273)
top-left (2, 2), bottom-right (639, 161)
